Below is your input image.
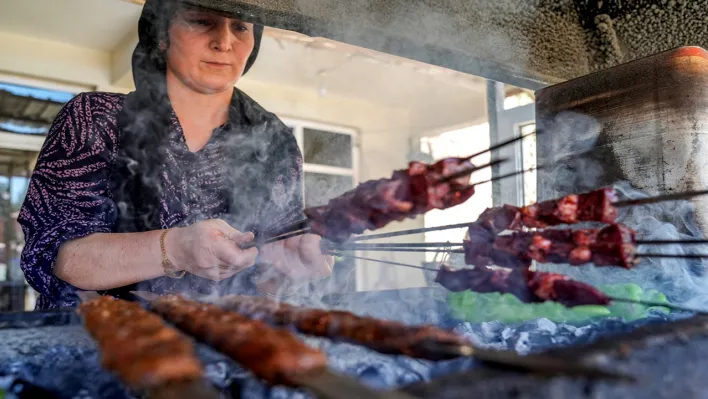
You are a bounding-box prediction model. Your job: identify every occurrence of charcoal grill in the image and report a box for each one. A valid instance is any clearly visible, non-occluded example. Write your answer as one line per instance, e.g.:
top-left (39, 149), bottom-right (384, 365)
top-left (0, 288), bottom-right (704, 399)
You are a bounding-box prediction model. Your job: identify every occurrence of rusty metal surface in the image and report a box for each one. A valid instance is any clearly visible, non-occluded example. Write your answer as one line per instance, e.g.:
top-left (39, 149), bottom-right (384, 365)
top-left (403, 314), bottom-right (708, 399)
top-left (184, 0), bottom-right (708, 86)
top-left (535, 46), bottom-right (708, 232)
top-left (188, 0), bottom-right (585, 89)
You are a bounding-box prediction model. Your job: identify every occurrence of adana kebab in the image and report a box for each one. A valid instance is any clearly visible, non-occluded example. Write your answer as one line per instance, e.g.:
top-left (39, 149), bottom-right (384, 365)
top-left (305, 157), bottom-right (477, 243)
top-left (434, 265), bottom-right (611, 307)
top-left (212, 294), bottom-right (470, 361)
top-left (150, 295), bottom-right (327, 387)
top-left (209, 295), bottom-right (634, 380)
top-left (77, 296), bottom-right (204, 390)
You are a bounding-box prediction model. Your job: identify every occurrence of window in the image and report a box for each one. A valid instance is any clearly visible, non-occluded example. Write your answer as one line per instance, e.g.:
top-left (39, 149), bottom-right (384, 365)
top-left (281, 118), bottom-right (359, 208)
top-left (282, 118), bottom-right (359, 293)
top-left (420, 123), bottom-right (494, 263)
top-left (0, 74), bottom-right (86, 311)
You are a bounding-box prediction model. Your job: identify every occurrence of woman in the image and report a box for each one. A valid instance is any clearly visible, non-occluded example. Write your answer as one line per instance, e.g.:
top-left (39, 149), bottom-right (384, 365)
top-left (18, 0), bottom-right (333, 310)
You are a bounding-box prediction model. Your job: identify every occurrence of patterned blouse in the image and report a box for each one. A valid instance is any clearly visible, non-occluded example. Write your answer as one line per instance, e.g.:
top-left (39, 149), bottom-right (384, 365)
top-left (18, 91), bottom-right (303, 310)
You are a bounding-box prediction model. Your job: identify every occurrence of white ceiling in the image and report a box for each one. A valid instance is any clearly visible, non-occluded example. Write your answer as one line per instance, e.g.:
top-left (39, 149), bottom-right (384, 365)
top-left (0, 0), bottom-right (141, 51)
top-left (249, 30), bottom-right (487, 114)
top-left (0, 0), bottom-right (488, 126)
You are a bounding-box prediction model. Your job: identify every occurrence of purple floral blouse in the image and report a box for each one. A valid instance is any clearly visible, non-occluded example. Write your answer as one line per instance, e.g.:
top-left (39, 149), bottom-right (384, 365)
top-left (18, 92), bottom-right (303, 310)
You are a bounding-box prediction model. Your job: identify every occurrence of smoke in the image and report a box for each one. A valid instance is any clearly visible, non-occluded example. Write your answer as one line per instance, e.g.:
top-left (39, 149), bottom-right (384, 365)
top-left (536, 111), bottom-right (708, 308)
top-left (538, 110), bottom-right (604, 197)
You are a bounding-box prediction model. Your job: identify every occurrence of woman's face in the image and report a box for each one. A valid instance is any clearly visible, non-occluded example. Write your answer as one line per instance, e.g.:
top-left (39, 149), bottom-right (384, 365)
top-left (165, 7), bottom-right (255, 94)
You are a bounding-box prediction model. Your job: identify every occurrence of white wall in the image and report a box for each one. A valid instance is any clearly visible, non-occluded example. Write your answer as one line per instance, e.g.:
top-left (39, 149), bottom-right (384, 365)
top-left (0, 31), bottom-right (130, 93)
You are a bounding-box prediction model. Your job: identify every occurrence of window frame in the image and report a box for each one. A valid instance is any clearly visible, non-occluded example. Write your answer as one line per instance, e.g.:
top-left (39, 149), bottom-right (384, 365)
top-left (280, 117), bottom-right (360, 203)
top-left (0, 72), bottom-right (91, 96)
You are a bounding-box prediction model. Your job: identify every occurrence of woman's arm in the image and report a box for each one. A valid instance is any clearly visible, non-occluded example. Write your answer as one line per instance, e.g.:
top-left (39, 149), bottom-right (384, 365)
top-left (56, 221), bottom-right (258, 291)
top-left (55, 230), bottom-right (165, 291)
top-left (18, 94), bottom-right (257, 305)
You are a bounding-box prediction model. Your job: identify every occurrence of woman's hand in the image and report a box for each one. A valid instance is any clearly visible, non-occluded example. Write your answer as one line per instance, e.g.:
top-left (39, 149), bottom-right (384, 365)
top-left (165, 219), bottom-right (259, 281)
top-left (255, 234), bottom-right (334, 295)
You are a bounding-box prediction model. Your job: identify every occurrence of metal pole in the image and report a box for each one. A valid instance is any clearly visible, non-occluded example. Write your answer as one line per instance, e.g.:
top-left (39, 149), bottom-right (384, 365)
top-left (486, 81), bottom-right (505, 207)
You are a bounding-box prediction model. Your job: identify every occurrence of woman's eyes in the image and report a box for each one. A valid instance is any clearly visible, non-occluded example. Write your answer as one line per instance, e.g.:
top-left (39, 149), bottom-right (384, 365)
top-left (233, 23), bottom-right (250, 32)
top-left (186, 18), bottom-right (249, 33)
top-left (187, 18), bottom-right (213, 27)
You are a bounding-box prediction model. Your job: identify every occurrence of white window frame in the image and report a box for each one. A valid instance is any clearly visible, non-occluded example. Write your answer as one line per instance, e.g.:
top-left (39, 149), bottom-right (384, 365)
top-left (0, 72), bottom-right (91, 152)
top-left (280, 117), bottom-right (360, 202)
top-left (0, 72), bottom-right (91, 96)
top-left (281, 117), bottom-right (360, 291)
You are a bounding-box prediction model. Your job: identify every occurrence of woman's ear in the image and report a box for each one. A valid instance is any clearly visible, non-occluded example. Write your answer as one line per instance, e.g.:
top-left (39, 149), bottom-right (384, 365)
top-left (158, 41), bottom-right (167, 51)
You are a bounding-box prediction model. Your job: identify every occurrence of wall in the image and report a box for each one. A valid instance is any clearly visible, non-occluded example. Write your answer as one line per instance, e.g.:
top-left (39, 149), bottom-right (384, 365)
top-left (0, 31), bottom-right (130, 94)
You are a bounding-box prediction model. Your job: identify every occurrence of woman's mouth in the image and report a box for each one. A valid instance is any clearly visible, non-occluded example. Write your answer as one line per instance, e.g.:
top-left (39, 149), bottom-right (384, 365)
top-left (204, 61), bottom-right (231, 68)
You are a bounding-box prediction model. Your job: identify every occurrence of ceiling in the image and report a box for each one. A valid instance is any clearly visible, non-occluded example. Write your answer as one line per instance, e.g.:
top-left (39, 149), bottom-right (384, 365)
top-left (0, 0), bottom-right (488, 125)
top-left (249, 30), bottom-right (488, 114)
top-left (0, 0), bottom-right (141, 52)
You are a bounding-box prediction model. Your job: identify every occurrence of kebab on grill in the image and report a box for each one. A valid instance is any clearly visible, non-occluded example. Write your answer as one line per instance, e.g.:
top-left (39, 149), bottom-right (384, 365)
top-left (77, 296), bottom-right (204, 390)
top-left (465, 223), bottom-right (638, 269)
top-left (150, 295), bottom-right (327, 386)
top-left (212, 294), bottom-right (472, 361)
top-left (473, 187), bottom-right (618, 236)
top-left (434, 265), bottom-right (611, 307)
top-left (304, 157), bottom-right (477, 243)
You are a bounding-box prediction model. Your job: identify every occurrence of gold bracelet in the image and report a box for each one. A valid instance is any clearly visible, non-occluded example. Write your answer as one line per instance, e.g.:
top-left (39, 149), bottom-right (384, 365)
top-left (252, 263), bottom-right (296, 298)
top-left (160, 229), bottom-right (186, 279)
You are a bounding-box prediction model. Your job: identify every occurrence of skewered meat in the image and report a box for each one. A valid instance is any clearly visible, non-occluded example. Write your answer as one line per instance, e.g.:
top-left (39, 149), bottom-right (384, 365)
top-left (475, 187), bottom-right (618, 235)
top-left (213, 294), bottom-right (472, 361)
top-left (150, 295), bottom-right (327, 386)
top-left (77, 296), bottom-right (203, 390)
top-left (464, 224), bottom-right (638, 269)
top-left (305, 157), bottom-right (476, 243)
top-left (434, 265), bottom-right (611, 307)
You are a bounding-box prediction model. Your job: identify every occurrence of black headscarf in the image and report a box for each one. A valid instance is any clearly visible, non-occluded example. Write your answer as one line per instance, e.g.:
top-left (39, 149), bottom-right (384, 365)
top-left (111, 0), bottom-right (266, 234)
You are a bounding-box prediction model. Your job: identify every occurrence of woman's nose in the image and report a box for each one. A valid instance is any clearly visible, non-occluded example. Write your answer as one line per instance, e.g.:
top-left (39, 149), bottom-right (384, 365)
top-left (210, 23), bottom-right (232, 52)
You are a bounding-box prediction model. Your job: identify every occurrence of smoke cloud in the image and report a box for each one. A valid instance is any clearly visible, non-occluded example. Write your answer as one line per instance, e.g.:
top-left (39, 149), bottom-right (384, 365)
top-left (537, 111), bottom-right (708, 308)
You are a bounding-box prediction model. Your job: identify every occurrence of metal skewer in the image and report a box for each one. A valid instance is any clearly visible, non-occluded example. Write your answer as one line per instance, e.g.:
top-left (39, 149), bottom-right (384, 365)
top-left (146, 380), bottom-right (222, 399)
top-left (335, 247), bottom-right (465, 254)
top-left (291, 370), bottom-right (417, 399)
top-left (327, 252), bottom-right (439, 271)
top-left (635, 253), bottom-right (708, 259)
top-left (334, 240), bottom-right (708, 249)
top-left (266, 219), bottom-right (311, 239)
top-left (637, 239), bottom-right (708, 245)
top-left (607, 296), bottom-right (708, 315)
top-left (420, 343), bottom-right (635, 381)
top-left (333, 246), bottom-right (708, 262)
top-left (239, 228), bottom-right (313, 249)
top-left (346, 187), bottom-right (708, 243)
top-left (461, 130), bottom-right (541, 162)
top-left (613, 189), bottom-right (708, 207)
